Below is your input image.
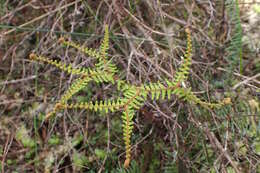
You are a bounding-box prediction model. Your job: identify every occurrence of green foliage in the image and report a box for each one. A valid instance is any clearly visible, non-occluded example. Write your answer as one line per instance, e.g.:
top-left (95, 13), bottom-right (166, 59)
top-left (253, 4), bottom-right (260, 13)
top-left (72, 151), bottom-right (88, 168)
top-left (95, 148), bottom-right (107, 160)
top-left (30, 26), bottom-right (230, 168)
top-left (111, 160), bottom-right (141, 173)
top-left (48, 135), bottom-right (60, 146)
top-left (162, 150), bottom-right (178, 173)
top-left (225, 0), bottom-right (243, 74)
top-left (16, 124), bottom-right (36, 148)
top-left (71, 134), bottom-right (84, 147)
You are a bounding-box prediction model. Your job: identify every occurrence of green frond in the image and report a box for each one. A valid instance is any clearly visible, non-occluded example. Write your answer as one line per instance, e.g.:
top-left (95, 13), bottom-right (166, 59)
top-left (30, 53), bottom-right (114, 81)
top-left (62, 98), bottom-right (126, 113)
top-left (59, 29), bottom-right (117, 74)
top-left (139, 80), bottom-right (184, 101)
top-left (44, 69), bottom-right (116, 120)
top-left (30, 52), bottom-right (115, 83)
top-left (95, 25), bottom-right (118, 74)
top-left (122, 107), bottom-right (135, 168)
top-left (29, 53), bottom-right (88, 76)
top-left (58, 37), bottom-right (102, 60)
top-left (172, 87), bottom-right (230, 109)
top-left (172, 28), bottom-right (192, 86)
top-left (225, 0), bottom-right (243, 73)
top-left (100, 25), bottom-right (109, 59)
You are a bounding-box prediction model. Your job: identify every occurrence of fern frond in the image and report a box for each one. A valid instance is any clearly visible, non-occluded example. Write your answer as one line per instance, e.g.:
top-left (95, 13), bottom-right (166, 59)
top-left (44, 73), bottom-right (114, 120)
top-left (30, 53), bottom-right (115, 84)
top-left (140, 79), bottom-right (184, 101)
top-left (225, 0), bottom-right (243, 73)
top-left (62, 98), bottom-right (126, 113)
top-left (117, 79), bottom-right (128, 90)
top-left (122, 107), bottom-right (135, 168)
top-left (139, 78), bottom-right (230, 109)
top-left (119, 86), bottom-right (147, 168)
top-left (100, 25), bottom-right (109, 60)
top-left (173, 87), bottom-right (231, 109)
top-left (58, 37), bottom-right (101, 60)
top-left (172, 28), bottom-right (192, 86)
top-left (139, 80), bottom-right (230, 108)
top-left (95, 25), bottom-right (118, 74)
top-left (29, 53), bottom-right (88, 76)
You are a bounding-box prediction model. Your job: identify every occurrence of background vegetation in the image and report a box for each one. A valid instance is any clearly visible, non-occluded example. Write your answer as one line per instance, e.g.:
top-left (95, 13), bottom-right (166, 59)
top-left (0, 0), bottom-right (259, 172)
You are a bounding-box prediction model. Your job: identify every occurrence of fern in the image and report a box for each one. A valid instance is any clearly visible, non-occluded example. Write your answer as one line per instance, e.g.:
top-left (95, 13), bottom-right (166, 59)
top-left (225, 0), bottom-right (243, 74)
top-left (30, 26), bottom-right (231, 169)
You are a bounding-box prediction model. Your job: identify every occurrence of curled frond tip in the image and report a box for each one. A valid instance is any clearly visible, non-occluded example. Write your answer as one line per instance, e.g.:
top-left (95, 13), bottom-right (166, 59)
top-left (124, 158), bottom-right (130, 168)
top-left (58, 37), bottom-right (65, 43)
top-left (29, 53), bottom-right (37, 60)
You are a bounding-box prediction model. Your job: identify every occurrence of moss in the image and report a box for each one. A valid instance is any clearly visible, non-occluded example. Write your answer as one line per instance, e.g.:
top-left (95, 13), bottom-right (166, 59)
top-left (16, 124), bottom-right (36, 148)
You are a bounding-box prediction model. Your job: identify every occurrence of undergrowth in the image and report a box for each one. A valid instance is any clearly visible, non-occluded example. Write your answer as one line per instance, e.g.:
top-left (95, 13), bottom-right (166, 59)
top-left (1, 1), bottom-right (259, 172)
